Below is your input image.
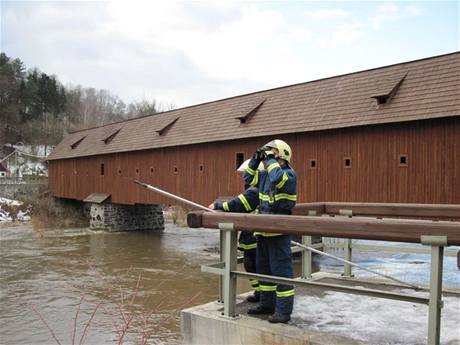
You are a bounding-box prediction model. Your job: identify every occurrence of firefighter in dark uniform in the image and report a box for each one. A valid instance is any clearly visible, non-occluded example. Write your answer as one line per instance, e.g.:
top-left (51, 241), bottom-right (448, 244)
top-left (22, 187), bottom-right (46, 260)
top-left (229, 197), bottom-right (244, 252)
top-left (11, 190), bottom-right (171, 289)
top-left (243, 139), bottom-right (297, 324)
top-left (209, 162), bottom-right (261, 302)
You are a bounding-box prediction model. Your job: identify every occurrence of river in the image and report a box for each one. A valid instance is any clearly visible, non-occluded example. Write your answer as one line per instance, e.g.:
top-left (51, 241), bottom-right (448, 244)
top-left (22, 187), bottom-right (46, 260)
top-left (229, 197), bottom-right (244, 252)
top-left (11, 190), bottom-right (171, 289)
top-left (0, 224), bottom-right (231, 345)
top-left (1, 223), bottom-right (458, 345)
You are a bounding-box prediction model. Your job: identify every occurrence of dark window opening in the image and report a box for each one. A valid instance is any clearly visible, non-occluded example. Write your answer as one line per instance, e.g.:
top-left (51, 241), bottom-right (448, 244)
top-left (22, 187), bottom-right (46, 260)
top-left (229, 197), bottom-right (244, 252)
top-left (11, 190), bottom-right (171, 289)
top-left (309, 159), bottom-right (317, 169)
top-left (118, 169), bottom-right (122, 174)
top-left (235, 98), bottom-right (266, 124)
top-left (199, 165), bottom-right (204, 172)
top-left (102, 128), bottom-right (121, 144)
top-left (86, 170), bottom-right (89, 176)
top-left (174, 166), bottom-right (178, 173)
top-left (70, 136), bottom-right (86, 149)
top-left (150, 167), bottom-right (154, 174)
top-left (135, 168), bottom-right (139, 174)
top-left (399, 155), bottom-right (408, 167)
top-left (371, 73), bottom-right (408, 105)
top-left (236, 152), bottom-right (245, 170)
top-left (100, 164), bottom-right (105, 176)
top-left (157, 117), bottom-right (180, 136)
top-left (344, 158), bottom-right (352, 168)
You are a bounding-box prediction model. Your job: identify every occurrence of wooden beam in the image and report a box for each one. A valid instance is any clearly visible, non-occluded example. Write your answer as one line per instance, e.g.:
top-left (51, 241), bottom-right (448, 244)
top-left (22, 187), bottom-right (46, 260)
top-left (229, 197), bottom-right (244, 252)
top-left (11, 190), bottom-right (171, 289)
top-left (323, 202), bottom-right (460, 219)
top-left (292, 202), bottom-right (460, 219)
top-left (188, 212), bottom-right (460, 246)
top-left (187, 211), bottom-right (204, 228)
top-left (292, 202), bottom-right (326, 216)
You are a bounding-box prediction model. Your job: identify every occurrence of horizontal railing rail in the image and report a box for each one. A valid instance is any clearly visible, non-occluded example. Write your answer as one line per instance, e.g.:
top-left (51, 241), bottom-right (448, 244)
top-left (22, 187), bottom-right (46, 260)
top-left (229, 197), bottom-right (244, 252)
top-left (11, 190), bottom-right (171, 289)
top-left (188, 212), bottom-right (460, 245)
top-left (293, 202), bottom-right (460, 220)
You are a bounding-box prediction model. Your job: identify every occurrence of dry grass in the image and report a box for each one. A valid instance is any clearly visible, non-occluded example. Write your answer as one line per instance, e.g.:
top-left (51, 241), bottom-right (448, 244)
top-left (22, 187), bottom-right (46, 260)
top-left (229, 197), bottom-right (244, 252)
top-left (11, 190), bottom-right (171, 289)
top-left (27, 193), bottom-right (88, 232)
top-left (164, 205), bottom-right (188, 227)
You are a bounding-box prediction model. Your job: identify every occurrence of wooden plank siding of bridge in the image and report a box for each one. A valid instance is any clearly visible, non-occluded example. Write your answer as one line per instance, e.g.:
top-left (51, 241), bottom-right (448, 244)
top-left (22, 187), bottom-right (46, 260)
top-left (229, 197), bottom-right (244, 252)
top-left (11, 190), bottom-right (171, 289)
top-left (47, 52), bottom-right (460, 206)
top-left (48, 116), bottom-right (460, 206)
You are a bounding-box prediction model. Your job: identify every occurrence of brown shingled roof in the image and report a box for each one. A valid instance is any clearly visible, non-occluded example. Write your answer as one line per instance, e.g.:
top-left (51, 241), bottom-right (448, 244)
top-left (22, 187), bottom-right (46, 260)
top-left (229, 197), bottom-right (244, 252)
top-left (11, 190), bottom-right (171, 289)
top-left (48, 52), bottom-right (460, 160)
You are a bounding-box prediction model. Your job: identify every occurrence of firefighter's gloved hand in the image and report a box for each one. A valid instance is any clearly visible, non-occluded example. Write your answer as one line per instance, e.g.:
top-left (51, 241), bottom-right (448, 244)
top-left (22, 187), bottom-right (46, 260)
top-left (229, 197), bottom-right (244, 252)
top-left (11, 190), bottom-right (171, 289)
top-left (252, 148), bottom-right (265, 161)
top-left (263, 150), bottom-right (275, 159)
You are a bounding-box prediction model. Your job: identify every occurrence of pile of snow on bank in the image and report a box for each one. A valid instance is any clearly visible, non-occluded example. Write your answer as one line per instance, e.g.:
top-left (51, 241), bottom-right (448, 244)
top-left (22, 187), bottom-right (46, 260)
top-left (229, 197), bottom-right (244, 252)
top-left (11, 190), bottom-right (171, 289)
top-left (0, 197), bottom-right (30, 222)
top-left (293, 290), bottom-right (459, 345)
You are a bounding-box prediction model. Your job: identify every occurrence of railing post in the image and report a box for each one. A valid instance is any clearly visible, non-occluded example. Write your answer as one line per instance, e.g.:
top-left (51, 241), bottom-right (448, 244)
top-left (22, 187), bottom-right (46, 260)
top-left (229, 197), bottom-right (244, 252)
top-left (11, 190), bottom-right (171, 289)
top-left (219, 222), bottom-right (238, 318)
top-left (343, 238), bottom-right (353, 277)
top-left (421, 235), bottom-right (447, 345)
top-left (302, 235), bottom-right (313, 279)
top-left (218, 228), bottom-right (224, 303)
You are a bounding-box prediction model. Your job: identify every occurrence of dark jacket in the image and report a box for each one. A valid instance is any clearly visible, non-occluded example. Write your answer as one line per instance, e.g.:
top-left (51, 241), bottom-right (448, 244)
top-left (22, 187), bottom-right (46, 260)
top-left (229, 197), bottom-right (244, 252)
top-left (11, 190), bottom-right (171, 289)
top-left (214, 187), bottom-right (259, 251)
top-left (243, 157), bottom-right (297, 215)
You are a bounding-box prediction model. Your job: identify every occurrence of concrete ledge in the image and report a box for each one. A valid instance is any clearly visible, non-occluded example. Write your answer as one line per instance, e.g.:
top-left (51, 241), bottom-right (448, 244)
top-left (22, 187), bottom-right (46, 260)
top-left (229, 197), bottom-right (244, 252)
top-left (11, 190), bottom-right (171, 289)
top-left (181, 295), bottom-right (368, 345)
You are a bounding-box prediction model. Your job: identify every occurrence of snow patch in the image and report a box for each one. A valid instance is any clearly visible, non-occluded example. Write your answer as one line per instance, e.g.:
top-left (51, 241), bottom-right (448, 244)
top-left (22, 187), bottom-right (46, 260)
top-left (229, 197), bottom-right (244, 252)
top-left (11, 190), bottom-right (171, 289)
top-left (0, 197), bottom-right (30, 223)
top-left (293, 290), bottom-right (459, 345)
top-left (0, 197), bottom-right (23, 206)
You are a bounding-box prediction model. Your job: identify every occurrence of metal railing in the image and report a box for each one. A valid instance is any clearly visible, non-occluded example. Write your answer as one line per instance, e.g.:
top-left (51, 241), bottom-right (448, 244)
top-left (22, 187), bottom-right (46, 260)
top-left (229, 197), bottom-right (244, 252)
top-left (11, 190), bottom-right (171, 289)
top-left (200, 220), bottom-right (458, 345)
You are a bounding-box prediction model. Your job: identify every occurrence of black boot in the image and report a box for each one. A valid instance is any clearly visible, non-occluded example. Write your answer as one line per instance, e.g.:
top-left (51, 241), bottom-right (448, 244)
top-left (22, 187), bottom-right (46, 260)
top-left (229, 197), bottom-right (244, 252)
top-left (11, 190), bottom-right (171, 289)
top-left (246, 293), bottom-right (260, 303)
top-left (268, 312), bottom-right (291, 324)
top-left (247, 305), bottom-right (275, 315)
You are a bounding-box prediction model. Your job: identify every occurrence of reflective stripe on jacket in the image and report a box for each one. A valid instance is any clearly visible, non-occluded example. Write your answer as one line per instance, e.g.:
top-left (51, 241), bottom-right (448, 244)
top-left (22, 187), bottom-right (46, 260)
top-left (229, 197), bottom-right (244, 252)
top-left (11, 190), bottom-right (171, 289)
top-left (243, 157), bottom-right (297, 237)
top-left (214, 187), bottom-right (258, 250)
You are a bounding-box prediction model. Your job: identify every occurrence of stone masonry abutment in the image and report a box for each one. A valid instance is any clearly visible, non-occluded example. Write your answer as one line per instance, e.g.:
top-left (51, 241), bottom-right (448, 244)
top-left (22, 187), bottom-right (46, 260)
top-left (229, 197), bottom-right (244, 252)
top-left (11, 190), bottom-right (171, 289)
top-left (89, 203), bottom-right (164, 232)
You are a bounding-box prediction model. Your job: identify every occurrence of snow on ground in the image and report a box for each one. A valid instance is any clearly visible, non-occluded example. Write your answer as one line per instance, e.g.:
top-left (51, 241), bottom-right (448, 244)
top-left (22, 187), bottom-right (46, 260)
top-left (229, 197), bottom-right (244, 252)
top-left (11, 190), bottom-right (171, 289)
top-left (293, 240), bottom-right (460, 344)
top-left (0, 197), bottom-right (22, 206)
top-left (0, 197), bottom-right (30, 222)
top-left (0, 208), bottom-right (12, 222)
top-left (317, 240), bottom-right (460, 288)
top-left (293, 290), bottom-right (459, 345)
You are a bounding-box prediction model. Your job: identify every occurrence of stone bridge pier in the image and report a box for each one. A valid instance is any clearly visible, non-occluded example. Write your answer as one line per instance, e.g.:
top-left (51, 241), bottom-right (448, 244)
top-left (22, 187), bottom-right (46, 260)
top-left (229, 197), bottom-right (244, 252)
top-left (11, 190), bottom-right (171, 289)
top-left (88, 202), bottom-right (164, 232)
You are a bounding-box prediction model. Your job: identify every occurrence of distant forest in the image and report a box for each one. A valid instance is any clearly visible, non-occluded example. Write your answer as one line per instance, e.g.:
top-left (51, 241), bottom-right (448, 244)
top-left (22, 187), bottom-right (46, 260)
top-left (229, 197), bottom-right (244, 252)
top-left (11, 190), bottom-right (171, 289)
top-left (0, 52), bottom-right (174, 148)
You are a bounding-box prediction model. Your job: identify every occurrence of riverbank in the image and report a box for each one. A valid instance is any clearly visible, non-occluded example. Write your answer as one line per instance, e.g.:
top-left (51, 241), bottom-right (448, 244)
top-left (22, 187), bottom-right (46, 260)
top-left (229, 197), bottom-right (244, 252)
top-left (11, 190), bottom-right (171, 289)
top-left (0, 197), bottom-right (31, 224)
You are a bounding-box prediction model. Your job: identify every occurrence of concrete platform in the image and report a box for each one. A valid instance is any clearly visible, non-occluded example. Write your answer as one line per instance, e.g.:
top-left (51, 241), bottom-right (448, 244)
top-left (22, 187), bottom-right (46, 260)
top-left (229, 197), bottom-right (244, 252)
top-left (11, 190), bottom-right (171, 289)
top-left (181, 295), bottom-right (368, 345)
top-left (181, 274), bottom-right (460, 345)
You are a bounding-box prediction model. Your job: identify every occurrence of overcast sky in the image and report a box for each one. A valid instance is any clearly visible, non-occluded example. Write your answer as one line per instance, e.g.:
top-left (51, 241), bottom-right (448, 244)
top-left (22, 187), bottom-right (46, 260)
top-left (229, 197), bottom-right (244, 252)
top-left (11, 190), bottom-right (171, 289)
top-left (1, 1), bottom-right (458, 108)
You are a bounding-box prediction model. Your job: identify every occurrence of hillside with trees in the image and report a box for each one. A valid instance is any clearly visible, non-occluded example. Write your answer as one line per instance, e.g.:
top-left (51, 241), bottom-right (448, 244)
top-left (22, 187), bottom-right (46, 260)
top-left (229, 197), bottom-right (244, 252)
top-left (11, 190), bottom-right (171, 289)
top-left (0, 52), bottom-right (173, 149)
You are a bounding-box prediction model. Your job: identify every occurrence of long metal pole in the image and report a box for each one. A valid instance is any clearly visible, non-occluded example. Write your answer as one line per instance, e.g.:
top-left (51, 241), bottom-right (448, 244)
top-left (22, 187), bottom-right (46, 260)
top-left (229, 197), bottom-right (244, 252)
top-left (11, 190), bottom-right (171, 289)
top-left (291, 240), bottom-right (421, 289)
top-left (134, 179), bottom-right (421, 290)
top-left (133, 180), bottom-right (216, 213)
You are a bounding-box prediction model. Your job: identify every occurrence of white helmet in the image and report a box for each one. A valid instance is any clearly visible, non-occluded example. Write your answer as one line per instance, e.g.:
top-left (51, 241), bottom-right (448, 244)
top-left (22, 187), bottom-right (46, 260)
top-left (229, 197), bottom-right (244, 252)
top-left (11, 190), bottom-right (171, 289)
top-left (237, 159), bottom-right (264, 172)
top-left (264, 139), bottom-right (292, 163)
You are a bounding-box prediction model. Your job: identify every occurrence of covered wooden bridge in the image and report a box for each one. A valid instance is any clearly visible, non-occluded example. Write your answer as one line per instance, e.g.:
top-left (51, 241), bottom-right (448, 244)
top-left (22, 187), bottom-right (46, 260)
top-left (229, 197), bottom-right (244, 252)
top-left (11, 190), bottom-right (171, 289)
top-left (48, 52), bottom-right (459, 208)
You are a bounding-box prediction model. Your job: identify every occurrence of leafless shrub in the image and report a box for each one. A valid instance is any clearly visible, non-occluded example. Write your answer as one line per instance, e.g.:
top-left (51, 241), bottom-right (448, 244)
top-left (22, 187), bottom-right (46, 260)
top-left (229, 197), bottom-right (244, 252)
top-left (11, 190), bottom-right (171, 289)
top-left (28, 194), bottom-right (88, 232)
top-left (32, 268), bottom-right (202, 345)
top-left (166, 205), bottom-right (188, 227)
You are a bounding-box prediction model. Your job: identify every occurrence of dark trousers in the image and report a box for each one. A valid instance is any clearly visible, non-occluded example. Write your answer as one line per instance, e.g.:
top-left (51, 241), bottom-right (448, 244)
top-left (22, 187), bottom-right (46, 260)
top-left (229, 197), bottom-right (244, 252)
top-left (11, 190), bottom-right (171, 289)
top-left (244, 249), bottom-right (259, 294)
top-left (256, 235), bottom-right (294, 315)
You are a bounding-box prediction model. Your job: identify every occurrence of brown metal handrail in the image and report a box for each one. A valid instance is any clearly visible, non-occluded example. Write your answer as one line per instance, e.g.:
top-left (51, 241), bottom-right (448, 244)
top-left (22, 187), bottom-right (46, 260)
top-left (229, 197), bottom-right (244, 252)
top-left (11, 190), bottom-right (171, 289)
top-left (293, 202), bottom-right (460, 220)
top-left (188, 211), bottom-right (460, 246)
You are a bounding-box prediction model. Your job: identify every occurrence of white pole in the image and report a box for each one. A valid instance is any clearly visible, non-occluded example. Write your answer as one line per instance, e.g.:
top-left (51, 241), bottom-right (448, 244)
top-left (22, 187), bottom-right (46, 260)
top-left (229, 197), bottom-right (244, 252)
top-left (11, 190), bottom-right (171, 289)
top-left (291, 240), bottom-right (421, 289)
top-left (134, 180), bottom-right (216, 213)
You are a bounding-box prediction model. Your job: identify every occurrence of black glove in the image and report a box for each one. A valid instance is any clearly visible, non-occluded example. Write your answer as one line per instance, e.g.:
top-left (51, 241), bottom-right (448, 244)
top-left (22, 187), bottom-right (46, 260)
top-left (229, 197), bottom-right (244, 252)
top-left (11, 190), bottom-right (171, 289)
top-left (258, 146), bottom-right (275, 160)
top-left (263, 149), bottom-right (275, 160)
top-left (252, 148), bottom-right (265, 161)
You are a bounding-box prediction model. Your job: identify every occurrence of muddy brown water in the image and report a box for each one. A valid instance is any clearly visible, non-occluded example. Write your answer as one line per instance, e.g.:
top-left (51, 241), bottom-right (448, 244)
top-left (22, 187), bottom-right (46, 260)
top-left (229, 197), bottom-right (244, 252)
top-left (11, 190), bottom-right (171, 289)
top-left (0, 223), bottom-right (250, 345)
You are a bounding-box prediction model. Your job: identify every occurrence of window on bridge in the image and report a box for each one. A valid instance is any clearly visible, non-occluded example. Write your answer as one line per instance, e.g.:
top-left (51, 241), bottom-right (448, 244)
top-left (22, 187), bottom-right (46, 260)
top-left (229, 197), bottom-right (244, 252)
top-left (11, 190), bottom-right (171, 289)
top-left (235, 152), bottom-right (244, 170)
top-left (399, 154), bottom-right (408, 167)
